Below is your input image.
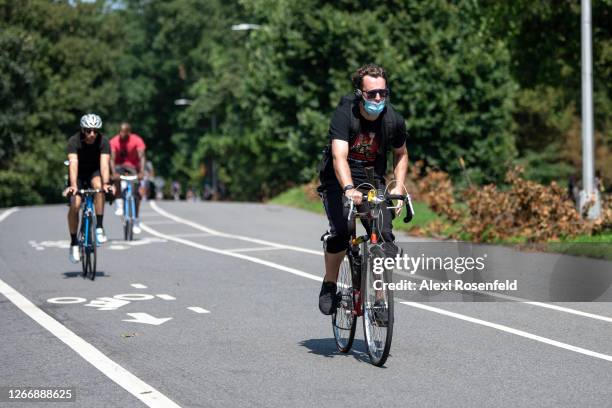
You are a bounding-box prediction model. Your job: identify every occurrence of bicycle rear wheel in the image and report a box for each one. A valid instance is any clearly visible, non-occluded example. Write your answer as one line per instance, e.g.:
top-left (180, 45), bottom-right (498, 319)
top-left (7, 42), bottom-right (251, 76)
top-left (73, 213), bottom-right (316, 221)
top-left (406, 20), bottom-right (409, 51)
top-left (362, 245), bottom-right (394, 366)
top-left (332, 253), bottom-right (357, 353)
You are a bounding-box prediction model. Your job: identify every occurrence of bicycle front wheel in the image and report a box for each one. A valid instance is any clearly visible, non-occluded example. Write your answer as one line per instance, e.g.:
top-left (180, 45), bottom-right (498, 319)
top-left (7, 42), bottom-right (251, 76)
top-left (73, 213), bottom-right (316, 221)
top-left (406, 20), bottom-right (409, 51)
top-left (88, 218), bottom-right (97, 280)
top-left (332, 253), bottom-right (357, 353)
top-left (362, 245), bottom-right (394, 367)
top-left (78, 229), bottom-right (86, 277)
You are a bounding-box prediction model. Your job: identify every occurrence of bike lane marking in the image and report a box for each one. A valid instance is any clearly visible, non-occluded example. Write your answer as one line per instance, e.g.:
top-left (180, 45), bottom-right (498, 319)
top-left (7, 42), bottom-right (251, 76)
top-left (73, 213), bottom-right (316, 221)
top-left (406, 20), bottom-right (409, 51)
top-left (148, 201), bottom-right (612, 324)
top-left (0, 207), bottom-right (183, 406)
top-left (140, 219), bottom-right (612, 365)
top-left (0, 278), bottom-right (181, 408)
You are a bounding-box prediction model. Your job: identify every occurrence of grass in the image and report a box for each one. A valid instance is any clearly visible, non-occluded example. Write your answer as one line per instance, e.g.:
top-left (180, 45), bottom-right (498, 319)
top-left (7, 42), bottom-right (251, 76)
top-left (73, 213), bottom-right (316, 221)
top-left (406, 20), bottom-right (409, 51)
top-left (268, 186), bottom-right (324, 214)
top-left (546, 231), bottom-right (612, 260)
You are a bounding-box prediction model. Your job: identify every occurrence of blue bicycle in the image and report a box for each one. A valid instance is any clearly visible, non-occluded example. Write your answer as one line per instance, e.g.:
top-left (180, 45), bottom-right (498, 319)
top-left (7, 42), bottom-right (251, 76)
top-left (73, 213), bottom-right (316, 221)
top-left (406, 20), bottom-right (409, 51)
top-left (120, 174), bottom-right (139, 241)
top-left (76, 188), bottom-right (100, 280)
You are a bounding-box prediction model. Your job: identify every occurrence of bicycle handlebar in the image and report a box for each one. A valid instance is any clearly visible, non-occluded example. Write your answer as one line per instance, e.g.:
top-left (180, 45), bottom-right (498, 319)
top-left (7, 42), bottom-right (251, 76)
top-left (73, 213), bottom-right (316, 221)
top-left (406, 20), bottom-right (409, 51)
top-left (119, 175), bottom-right (139, 181)
top-left (347, 191), bottom-right (415, 223)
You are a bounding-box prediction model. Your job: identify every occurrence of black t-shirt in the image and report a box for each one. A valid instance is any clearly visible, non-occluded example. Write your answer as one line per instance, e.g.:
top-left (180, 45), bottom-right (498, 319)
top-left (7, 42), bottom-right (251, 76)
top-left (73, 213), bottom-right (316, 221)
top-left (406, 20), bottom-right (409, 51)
top-left (324, 97), bottom-right (406, 187)
top-left (66, 132), bottom-right (110, 175)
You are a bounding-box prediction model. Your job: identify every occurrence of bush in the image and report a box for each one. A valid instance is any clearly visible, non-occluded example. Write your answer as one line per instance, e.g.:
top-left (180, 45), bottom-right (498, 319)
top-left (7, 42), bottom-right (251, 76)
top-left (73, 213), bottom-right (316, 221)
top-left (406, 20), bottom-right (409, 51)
top-left (411, 163), bottom-right (609, 243)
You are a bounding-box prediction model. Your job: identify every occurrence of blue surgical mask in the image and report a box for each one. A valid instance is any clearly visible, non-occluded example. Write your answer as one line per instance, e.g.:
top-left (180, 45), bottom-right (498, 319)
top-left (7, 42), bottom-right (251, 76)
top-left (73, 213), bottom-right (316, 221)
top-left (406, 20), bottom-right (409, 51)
top-left (363, 99), bottom-right (386, 116)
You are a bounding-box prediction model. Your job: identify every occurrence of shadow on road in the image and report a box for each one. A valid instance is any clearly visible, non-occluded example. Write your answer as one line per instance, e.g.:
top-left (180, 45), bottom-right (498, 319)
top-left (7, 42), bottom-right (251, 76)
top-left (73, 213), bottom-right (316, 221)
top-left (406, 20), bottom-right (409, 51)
top-left (63, 271), bottom-right (108, 279)
top-left (299, 338), bottom-right (372, 363)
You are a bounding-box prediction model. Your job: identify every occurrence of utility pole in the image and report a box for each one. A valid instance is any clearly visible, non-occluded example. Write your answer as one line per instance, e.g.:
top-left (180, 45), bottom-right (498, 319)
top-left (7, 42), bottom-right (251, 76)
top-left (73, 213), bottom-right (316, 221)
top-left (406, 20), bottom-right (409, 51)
top-left (579, 0), bottom-right (601, 219)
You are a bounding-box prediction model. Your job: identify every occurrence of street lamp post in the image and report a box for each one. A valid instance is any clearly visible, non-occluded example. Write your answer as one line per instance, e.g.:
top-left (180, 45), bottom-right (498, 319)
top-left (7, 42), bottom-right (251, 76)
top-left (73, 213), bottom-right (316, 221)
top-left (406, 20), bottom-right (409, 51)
top-left (579, 0), bottom-right (601, 219)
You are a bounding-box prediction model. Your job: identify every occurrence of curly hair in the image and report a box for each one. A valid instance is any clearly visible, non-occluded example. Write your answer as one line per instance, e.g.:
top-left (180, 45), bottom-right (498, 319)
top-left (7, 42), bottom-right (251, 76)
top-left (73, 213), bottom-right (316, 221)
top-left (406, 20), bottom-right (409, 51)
top-left (351, 63), bottom-right (387, 90)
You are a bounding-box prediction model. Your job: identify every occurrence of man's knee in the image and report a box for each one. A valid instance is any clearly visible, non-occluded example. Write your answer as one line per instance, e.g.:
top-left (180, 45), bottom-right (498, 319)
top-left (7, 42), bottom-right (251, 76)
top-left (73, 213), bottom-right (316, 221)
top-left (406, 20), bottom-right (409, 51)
top-left (90, 176), bottom-right (102, 189)
top-left (322, 232), bottom-right (349, 253)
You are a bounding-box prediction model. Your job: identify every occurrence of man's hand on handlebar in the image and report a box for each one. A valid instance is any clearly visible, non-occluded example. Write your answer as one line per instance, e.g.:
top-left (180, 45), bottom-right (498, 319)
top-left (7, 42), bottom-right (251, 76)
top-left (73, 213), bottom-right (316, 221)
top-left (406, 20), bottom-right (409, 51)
top-left (63, 185), bottom-right (78, 197)
top-left (138, 171), bottom-right (144, 180)
top-left (103, 184), bottom-right (115, 194)
top-left (345, 188), bottom-right (363, 205)
top-left (388, 186), bottom-right (405, 215)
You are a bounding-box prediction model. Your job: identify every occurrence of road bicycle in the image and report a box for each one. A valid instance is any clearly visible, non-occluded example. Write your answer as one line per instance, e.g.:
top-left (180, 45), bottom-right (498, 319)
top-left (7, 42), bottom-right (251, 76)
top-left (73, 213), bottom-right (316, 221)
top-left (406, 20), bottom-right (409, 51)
top-left (119, 174), bottom-right (139, 241)
top-left (332, 167), bottom-right (414, 366)
top-left (76, 188), bottom-right (100, 280)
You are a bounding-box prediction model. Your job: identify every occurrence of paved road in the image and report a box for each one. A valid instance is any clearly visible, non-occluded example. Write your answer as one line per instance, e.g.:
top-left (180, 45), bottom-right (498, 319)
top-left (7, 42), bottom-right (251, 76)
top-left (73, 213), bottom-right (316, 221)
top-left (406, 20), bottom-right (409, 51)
top-left (0, 201), bottom-right (611, 407)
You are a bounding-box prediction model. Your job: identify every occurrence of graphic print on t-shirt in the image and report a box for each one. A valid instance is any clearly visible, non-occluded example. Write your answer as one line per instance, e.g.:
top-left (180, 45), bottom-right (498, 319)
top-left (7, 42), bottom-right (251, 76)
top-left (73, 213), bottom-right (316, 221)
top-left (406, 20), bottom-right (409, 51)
top-left (349, 130), bottom-right (379, 162)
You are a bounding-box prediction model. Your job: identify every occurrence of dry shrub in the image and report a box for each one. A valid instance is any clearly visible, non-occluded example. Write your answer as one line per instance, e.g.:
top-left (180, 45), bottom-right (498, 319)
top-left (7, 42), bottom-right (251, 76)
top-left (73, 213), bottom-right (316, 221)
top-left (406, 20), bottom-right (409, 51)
top-left (410, 161), bottom-right (462, 222)
top-left (412, 164), bottom-right (609, 243)
top-left (462, 167), bottom-right (589, 242)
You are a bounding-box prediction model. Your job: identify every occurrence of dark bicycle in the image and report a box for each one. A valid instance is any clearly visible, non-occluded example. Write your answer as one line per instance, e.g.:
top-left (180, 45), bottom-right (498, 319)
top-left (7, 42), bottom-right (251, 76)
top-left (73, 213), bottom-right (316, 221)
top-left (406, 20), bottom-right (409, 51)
top-left (119, 174), bottom-right (139, 241)
top-left (332, 167), bottom-right (414, 366)
top-left (75, 188), bottom-right (101, 280)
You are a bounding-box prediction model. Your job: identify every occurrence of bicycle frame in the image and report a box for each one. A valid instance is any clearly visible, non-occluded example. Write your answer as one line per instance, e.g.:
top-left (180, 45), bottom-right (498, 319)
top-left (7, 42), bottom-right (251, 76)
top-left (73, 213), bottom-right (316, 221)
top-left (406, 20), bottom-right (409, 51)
top-left (81, 193), bottom-right (96, 248)
top-left (122, 180), bottom-right (136, 221)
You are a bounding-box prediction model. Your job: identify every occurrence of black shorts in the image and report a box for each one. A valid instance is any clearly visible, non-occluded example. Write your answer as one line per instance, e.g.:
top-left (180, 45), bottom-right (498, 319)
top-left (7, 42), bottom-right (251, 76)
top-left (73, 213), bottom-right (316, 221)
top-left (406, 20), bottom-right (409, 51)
top-left (66, 170), bottom-right (101, 205)
top-left (77, 169), bottom-right (101, 189)
top-left (320, 187), bottom-right (396, 254)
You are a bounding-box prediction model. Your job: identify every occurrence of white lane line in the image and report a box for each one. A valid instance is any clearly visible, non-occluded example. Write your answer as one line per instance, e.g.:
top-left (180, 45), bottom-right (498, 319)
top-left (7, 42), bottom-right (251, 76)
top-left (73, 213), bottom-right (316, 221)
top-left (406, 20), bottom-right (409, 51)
top-left (0, 277), bottom-right (181, 407)
top-left (401, 302), bottom-right (612, 363)
top-left (140, 223), bottom-right (322, 284)
top-left (156, 294), bottom-right (176, 300)
top-left (396, 271), bottom-right (612, 324)
top-left (226, 246), bottom-right (283, 253)
top-left (187, 307), bottom-right (210, 314)
top-left (131, 283), bottom-right (147, 289)
top-left (143, 220), bottom-right (179, 225)
top-left (150, 202), bottom-right (612, 324)
top-left (141, 221), bottom-right (612, 364)
top-left (0, 207), bottom-right (18, 223)
top-left (149, 201), bottom-right (321, 255)
top-left (172, 233), bottom-right (215, 238)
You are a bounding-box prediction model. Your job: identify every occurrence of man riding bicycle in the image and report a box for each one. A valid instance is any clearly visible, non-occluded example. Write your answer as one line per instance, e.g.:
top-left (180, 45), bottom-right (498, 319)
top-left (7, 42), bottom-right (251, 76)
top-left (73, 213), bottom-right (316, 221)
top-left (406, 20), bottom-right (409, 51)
top-left (64, 114), bottom-right (113, 263)
top-left (109, 122), bottom-right (146, 234)
top-left (317, 63), bottom-right (409, 315)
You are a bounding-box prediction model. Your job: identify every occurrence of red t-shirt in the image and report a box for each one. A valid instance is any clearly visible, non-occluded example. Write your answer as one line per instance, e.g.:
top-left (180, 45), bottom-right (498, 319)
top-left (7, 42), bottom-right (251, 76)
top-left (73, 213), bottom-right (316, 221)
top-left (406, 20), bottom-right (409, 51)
top-left (109, 133), bottom-right (146, 169)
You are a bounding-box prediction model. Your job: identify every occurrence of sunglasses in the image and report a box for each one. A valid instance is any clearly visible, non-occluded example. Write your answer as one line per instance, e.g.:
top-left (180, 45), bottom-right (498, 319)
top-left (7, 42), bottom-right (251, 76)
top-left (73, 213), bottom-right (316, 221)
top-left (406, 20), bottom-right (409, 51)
top-left (83, 128), bottom-right (97, 134)
top-left (361, 88), bottom-right (389, 100)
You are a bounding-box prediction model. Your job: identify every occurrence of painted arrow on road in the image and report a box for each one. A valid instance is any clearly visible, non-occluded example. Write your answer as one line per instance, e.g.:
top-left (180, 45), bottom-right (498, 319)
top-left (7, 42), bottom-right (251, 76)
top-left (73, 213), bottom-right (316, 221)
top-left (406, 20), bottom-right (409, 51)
top-left (122, 313), bottom-right (172, 326)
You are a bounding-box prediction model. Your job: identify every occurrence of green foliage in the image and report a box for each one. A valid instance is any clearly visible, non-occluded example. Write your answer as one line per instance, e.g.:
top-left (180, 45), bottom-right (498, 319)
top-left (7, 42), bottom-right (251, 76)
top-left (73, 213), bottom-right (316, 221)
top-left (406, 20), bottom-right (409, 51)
top-left (190, 0), bottom-right (518, 199)
top-left (1, 0), bottom-right (609, 205)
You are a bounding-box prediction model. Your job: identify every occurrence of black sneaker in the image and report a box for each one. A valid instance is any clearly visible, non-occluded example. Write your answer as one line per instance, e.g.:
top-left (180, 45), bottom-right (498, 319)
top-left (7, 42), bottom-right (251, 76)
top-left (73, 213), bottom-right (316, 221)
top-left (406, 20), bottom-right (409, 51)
top-left (318, 281), bottom-right (338, 315)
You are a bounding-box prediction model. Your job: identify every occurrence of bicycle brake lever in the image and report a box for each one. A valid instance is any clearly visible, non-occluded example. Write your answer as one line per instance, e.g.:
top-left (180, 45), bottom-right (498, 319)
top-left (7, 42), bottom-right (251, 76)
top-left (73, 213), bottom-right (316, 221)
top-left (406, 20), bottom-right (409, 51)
top-left (403, 195), bottom-right (415, 223)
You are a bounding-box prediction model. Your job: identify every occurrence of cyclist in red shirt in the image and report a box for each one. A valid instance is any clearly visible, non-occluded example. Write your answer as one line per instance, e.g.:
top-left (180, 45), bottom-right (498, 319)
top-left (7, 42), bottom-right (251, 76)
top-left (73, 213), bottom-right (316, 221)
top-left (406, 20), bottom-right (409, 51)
top-left (109, 122), bottom-right (146, 234)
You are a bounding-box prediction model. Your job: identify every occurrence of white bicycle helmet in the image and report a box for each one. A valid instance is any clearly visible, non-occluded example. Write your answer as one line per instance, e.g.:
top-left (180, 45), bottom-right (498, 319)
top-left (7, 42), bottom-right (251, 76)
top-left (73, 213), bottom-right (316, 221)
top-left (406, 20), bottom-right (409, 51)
top-left (80, 113), bottom-right (103, 129)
